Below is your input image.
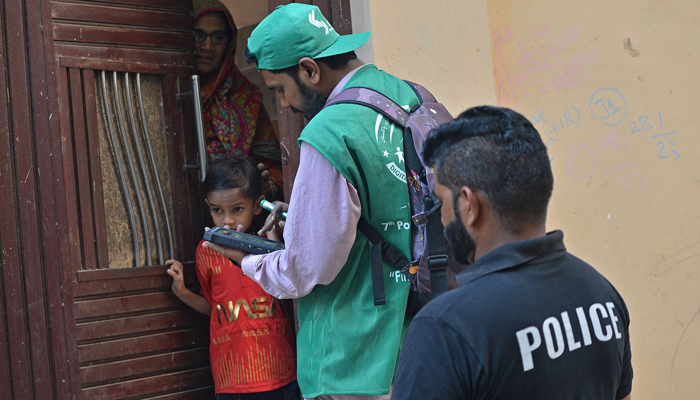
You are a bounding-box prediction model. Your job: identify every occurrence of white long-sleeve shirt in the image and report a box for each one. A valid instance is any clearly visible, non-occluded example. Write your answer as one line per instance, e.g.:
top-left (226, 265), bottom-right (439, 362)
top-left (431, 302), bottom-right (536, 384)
top-left (241, 65), bottom-right (368, 299)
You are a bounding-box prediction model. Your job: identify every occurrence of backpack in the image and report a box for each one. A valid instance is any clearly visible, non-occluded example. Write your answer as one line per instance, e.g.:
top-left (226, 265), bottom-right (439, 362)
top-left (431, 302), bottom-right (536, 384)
top-left (324, 81), bottom-right (457, 314)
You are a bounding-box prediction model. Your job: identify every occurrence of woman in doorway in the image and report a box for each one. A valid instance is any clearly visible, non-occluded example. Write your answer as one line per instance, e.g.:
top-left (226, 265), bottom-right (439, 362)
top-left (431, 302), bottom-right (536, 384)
top-left (194, 0), bottom-right (283, 200)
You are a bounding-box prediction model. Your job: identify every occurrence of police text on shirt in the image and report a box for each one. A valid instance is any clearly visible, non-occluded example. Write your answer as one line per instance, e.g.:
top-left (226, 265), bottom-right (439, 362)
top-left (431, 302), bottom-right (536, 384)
top-left (516, 302), bottom-right (623, 371)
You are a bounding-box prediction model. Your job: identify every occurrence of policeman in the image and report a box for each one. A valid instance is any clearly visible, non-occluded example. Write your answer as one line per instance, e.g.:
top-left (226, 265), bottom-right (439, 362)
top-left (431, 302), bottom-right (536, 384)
top-left (392, 106), bottom-right (633, 400)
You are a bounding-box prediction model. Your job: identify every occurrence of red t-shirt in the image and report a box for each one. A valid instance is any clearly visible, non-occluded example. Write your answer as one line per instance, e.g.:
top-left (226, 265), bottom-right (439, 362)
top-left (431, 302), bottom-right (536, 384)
top-left (195, 240), bottom-right (296, 394)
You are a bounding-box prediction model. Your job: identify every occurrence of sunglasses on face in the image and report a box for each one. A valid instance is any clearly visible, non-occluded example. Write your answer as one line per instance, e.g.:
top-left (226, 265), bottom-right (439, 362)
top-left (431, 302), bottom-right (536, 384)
top-left (194, 29), bottom-right (229, 44)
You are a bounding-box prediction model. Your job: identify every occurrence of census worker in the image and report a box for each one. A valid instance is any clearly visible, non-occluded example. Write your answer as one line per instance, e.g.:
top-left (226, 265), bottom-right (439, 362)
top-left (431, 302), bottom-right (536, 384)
top-left (204, 4), bottom-right (424, 399)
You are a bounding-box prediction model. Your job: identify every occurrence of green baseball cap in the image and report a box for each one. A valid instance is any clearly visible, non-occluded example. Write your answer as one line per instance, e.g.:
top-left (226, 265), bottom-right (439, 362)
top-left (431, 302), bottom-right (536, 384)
top-left (247, 3), bottom-right (371, 70)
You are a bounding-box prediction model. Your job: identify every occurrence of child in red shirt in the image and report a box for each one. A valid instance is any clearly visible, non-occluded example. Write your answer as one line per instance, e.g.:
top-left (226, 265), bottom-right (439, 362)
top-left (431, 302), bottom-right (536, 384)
top-left (166, 157), bottom-right (298, 399)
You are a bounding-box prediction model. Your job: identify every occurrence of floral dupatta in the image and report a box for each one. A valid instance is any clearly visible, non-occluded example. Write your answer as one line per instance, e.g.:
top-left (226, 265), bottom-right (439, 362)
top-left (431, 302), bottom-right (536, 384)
top-left (193, 0), bottom-right (282, 183)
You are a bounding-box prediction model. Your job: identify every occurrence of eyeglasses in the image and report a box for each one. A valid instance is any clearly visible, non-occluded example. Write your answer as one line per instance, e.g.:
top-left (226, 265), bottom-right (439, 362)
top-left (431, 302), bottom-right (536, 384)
top-left (194, 30), bottom-right (229, 44)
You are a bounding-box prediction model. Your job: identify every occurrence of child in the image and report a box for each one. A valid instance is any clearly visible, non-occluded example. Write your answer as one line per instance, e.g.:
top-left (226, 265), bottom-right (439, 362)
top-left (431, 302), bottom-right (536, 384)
top-left (166, 157), bottom-right (298, 400)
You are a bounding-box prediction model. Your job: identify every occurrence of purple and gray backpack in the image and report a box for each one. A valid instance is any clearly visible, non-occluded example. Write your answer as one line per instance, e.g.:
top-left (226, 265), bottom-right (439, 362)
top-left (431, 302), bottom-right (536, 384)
top-left (324, 81), bottom-right (461, 313)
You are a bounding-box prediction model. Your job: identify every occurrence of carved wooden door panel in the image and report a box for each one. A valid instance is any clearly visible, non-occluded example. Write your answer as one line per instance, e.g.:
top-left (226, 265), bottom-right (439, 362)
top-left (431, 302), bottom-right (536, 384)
top-left (35, 0), bottom-right (356, 398)
top-left (51, 1), bottom-right (213, 398)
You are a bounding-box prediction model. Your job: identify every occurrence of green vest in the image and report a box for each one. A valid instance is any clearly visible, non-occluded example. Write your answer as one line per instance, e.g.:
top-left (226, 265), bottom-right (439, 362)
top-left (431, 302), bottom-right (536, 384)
top-left (297, 65), bottom-right (419, 397)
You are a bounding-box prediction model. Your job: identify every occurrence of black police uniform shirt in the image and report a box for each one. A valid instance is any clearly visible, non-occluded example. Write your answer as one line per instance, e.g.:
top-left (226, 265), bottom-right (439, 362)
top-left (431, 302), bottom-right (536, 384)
top-left (393, 231), bottom-right (632, 400)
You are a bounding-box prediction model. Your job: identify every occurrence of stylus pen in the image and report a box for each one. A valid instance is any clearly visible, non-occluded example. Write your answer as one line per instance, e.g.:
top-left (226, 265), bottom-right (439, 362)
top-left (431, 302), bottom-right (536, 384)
top-left (260, 200), bottom-right (288, 219)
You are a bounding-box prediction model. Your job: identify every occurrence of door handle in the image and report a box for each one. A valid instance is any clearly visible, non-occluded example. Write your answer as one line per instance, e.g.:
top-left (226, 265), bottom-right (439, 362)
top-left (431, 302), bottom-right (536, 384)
top-left (190, 75), bottom-right (207, 181)
top-left (179, 75), bottom-right (208, 181)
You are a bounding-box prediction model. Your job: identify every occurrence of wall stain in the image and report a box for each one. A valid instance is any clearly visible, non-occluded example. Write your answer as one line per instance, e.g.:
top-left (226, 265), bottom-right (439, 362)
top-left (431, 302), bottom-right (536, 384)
top-left (624, 38), bottom-right (640, 57)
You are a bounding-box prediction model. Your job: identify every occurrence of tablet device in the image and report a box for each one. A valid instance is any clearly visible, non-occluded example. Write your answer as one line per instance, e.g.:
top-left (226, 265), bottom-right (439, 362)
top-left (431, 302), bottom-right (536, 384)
top-left (203, 227), bottom-right (285, 254)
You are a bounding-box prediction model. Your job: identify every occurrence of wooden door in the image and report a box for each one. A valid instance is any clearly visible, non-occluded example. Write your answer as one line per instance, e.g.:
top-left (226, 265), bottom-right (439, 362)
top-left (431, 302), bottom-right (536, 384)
top-left (51, 0), bottom-right (355, 397)
top-left (1, 0), bottom-right (354, 398)
top-left (1, 0), bottom-right (74, 398)
top-left (51, 0), bottom-right (213, 398)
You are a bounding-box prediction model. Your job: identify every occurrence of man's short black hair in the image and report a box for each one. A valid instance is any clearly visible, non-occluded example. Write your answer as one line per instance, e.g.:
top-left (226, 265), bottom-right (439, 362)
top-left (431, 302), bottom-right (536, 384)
top-left (423, 106), bottom-right (554, 232)
top-left (244, 48), bottom-right (358, 78)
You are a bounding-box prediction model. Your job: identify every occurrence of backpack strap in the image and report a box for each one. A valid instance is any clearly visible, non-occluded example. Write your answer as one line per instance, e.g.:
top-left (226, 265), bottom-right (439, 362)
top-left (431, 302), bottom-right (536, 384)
top-left (402, 81), bottom-right (449, 299)
top-left (424, 196), bottom-right (448, 299)
top-left (357, 218), bottom-right (410, 306)
top-left (327, 85), bottom-right (423, 307)
top-left (401, 122), bottom-right (425, 181)
top-left (358, 218), bottom-right (426, 311)
top-left (401, 82), bottom-right (449, 299)
top-left (324, 87), bottom-right (410, 128)
top-left (325, 82), bottom-right (449, 305)
top-left (401, 80), bottom-right (437, 178)
top-left (403, 80), bottom-right (438, 104)
top-left (325, 86), bottom-right (426, 180)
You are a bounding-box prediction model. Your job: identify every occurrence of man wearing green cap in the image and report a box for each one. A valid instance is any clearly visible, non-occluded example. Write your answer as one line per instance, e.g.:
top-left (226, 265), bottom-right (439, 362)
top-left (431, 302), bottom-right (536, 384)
top-left (203, 4), bottom-right (421, 399)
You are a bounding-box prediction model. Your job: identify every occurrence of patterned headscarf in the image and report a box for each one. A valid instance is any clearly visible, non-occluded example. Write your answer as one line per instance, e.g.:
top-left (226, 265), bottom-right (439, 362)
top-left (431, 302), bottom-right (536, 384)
top-left (193, 0), bottom-right (279, 164)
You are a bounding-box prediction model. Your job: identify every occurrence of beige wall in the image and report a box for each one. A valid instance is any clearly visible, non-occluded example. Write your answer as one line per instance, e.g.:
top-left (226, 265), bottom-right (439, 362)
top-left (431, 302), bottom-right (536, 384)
top-left (487, 1), bottom-right (700, 398)
top-left (367, 0), bottom-right (496, 115)
top-left (370, 1), bottom-right (699, 399)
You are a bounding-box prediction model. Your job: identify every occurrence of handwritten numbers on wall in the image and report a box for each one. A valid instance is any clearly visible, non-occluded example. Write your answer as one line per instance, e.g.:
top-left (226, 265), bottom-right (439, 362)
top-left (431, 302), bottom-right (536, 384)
top-left (626, 112), bottom-right (680, 161)
top-left (656, 141), bottom-right (680, 160)
top-left (589, 88), bottom-right (628, 127)
top-left (620, 173), bottom-right (647, 193)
